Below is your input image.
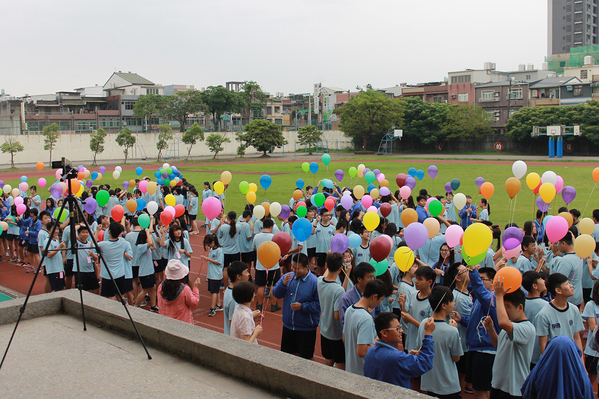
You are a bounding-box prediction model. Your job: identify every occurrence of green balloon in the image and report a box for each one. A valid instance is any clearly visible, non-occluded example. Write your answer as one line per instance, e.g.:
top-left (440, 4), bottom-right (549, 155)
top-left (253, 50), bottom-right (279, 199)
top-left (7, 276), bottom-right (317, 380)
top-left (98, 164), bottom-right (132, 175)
top-left (54, 208), bottom-right (68, 223)
top-left (302, 162), bottom-right (310, 173)
top-left (365, 171), bottom-right (376, 184)
top-left (296, 205), bottom-right (307, 218)
top-left (322, 154), bottom-right (331, 166)
top-left (164, 178), bottom-right (170, 186)
top-left (463, 250), bottom-right (487, 266)
top-left (349, 167), bottom-right (357, 178)
top-left (96, 190), bottom-right (109, 207)
top-left (370, 258), bottom-right (389, 277)
top-left (138, 214), bottom-right (151, 229)
top-left (239, 181), bottom-right (249, 195)
top-left (167, 168), bottom-right (173, 174)
top-left (428, 199), bottom-right (443, 218)
top-left (313, 193), bottom-right (325, 207)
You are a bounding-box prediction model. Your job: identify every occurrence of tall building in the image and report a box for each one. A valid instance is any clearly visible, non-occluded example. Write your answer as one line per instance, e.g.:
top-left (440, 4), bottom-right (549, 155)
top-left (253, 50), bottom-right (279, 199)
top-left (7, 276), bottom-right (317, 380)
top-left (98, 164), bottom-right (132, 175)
top-left (548, 0), bottom-right (599, 57)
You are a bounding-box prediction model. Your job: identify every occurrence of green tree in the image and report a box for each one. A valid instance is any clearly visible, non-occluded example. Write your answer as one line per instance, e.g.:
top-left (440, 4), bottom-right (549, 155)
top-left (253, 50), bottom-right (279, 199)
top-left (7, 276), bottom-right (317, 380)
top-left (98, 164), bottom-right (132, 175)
top-left (238, 119), bottom-right (288, 156)
top-left (238, 81), bottom-right (267, 122)
top-left (206, 133), bottom-right (230, 159)
top-left (132, 94), bottom-right (165, 131)
top-left (402, 97), bottom-right (450, 150)
top-left (115, 127), bottom-right (136, 163)
top-left (156, 124), bottom-right (174, 161)
top-left (440, 104), bottom-right (493, 140)
top-left (333, 89), bottom-right (405, 151)
top-left (297, 126), bottom-right (323, 153)
top-left (1, 138), bottom-right (24, 167)
top-left (161, 90), bottom-right (205, 132)
top-left (89, 128), bottom-right (107, 165)
top-left (181, 122), bottom-right (205, 159)
top-left (200, 86), bottom-right (241, 131)
top-left (580, 101), bottom-right (599, 146)
top-left (42, 122), bottom-right (60, 164)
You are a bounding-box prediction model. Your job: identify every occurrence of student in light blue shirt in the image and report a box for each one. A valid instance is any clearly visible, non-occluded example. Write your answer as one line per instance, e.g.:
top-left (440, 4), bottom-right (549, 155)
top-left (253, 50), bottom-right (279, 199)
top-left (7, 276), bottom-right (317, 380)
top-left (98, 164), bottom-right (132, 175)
top-left (522, 271), bottom-right (550, 367)
top-left (215, 211), bottom-right (241, 288)
top-left (223, 261), bottom-right (251, 336)
top-left (237, 210), bottom-right (255, 268)
top-left (29, 186), bottom-right (42, 213)
top-left (97, 222), bottom-right (132, 299)
top-left (73, 226), bottom-right (100, 294)
top-left (43, 222), bottom-right (66, 292)
top-left (552, 232), bottom-right (584, 306)
top-left (160, 224), bottom-right (193, 275)
top-left (188, 189), bottom-right (200, 235)
top-left (351, 227), bottom-right (371, 265)
top-left (476, 198), bottom-right (489, 222)
top-left (202, 234), bottom-right (224, 317)
top-left (315, 208), bottom-right (336, 276)
top-left (515, 236), bottom-right (539, 274)
top-left (133, 228), bottom-right (157, 311)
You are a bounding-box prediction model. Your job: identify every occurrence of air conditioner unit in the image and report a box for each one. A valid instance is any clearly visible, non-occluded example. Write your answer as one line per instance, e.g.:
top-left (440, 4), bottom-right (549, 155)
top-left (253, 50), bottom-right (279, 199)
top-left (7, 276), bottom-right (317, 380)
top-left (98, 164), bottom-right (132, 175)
top-left (494, 92), bottom-right (500, 96)
top-left (451, 95), bottom-right (456, 99)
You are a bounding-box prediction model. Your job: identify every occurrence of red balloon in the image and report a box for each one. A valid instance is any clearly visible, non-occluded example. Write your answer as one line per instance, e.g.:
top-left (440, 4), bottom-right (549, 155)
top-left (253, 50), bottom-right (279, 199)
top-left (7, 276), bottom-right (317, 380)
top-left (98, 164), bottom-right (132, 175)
top-left (533, 181), bottom-right (542, 195)
top-left (98, 230), bottom-right (105, 241)
top-left (395, 173), bottom-right (407, 188)
top-left (111, 205), bottom-right (125, 222)
top-left (272, 232), bottom-right (293, 256)
top-left (324, 198), bottom-right (336, 212)
top-left (296, 201), bottom-right (306, 209)
top-left (174, 204), bottom-right (185, 218)
top-left (370, 236), bottom-right (392, 262)
top-left (160, 211), bottom-right (173, 226)
top-left (380, 203), bottom-right (392, 218)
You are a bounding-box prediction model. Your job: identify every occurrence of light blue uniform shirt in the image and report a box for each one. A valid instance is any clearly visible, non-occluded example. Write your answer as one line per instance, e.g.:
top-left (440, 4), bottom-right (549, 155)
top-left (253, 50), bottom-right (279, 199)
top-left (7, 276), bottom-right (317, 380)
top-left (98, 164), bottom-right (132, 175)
top-left (525, 297), bottom-right (549, 364)
top-left (237, 221), bottom-right (254, 253)
top-left (97, 238), bottom-right (128, 279)
top-left (583, 301), bottom-right (599, 358)
top-left (124, 231), bottom-right (140, 266)
top-left (515, 254), bottom-right (537, 274)
top-left (553, 253), bottom-right (584, 305)
top-left (352, 244), bottom-right (371, 265)
top-left (253, 232), bottom-right (276, 271)
top-left (317, 277), bottom-right (345, 340)
top-left (137, 242), bottom-right (154, 277)
top-left (73, 238), bottom-right (95, 273)
top-left (453, 288), bottom-right (472, 353)
top-left (343, 305), bottom-right (377, 376)
top-left (189, 196), bottom-right (199, 215)
top-left (207, 247), bottom-right (224, 280)
top-left (315, 223), bottom-right (335, 253)
top-left (223, 287), bottom-right (236, 336)
top-left (45, 239), bottom-right (64, 274)
top-left (123, 241), bottom-right (133, 279)
top-left (405, 291), bottom-right (433, 352)
top-left (415, 235), bottom-right (446, 265)
top-left (217, 223), bottom-right (240, 255)
top-left (164, 237), bottom-right (193, 267)
top-left (535, 302), bottom-right (584, 342)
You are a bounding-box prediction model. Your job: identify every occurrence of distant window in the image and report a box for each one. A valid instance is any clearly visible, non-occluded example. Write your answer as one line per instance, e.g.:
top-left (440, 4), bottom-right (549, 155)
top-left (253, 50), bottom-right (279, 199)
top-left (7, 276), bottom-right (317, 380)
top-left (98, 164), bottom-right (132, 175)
top-left (509, 88), bottom-right (523, 99)
top-left (526, 75), bottom-right (532, 80)
top-left (274, 106), bottom-right (281, 113)
top-left (573, 85), bottom-right (584, 96)
top-left (481, 91), bottom-right (495, 101)
top-left (581, 70), bottom-right (589, 79)
top-left (458, 93), bottom-right (469, 102)
top-left (432, 95), bottom-right (444, 103)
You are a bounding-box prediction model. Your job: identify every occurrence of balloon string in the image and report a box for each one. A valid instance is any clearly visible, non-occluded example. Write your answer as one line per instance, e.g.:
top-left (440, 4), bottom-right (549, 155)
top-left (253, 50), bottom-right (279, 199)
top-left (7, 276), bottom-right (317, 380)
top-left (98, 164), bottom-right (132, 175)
top-left (260, 269), bottom-right (268, 327)
top-left (582, 183), bottom-right (597, 218)
top-left (511, 195), bottom-right (518, 225)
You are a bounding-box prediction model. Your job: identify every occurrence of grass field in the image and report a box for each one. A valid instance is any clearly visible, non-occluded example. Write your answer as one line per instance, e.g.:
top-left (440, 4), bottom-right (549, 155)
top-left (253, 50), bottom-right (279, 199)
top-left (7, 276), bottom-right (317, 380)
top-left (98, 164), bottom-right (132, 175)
top-left (5, 156), bottom-right (599, 229)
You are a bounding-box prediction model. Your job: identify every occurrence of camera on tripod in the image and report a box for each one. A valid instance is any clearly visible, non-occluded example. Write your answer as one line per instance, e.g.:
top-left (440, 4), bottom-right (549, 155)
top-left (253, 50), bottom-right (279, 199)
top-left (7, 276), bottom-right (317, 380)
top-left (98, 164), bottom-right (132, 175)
top-left (51, 157), bottom-right (77, 180)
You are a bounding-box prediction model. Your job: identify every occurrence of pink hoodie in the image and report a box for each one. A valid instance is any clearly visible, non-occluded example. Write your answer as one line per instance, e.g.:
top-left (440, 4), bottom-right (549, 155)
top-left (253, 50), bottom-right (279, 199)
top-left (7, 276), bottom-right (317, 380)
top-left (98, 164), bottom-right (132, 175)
top-left (157, 283), bottom-right (200, 324)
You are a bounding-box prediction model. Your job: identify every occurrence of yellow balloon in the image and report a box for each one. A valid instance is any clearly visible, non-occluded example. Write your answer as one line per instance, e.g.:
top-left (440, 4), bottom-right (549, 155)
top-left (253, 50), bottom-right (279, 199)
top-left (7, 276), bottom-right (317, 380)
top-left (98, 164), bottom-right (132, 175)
top-left (354, 185), bottom-right (365, 199)
top-left (147, 181), bottom-right (157, 194)
top-left (526, 172), bottom-right (540, 191)
top-left (358, 164), bottom-right (365, 171)
top-left (246, 191), bottom-right (256, 204)
top-left (249, 183), bottom-right (258, 193)
top-left (76, 185), bottom-right (84, 197)
top-left (363, 211), bottom-right (380, 231)
top-left (357, 168), bottom-right (364, 178)
top-left (169, 179), bottom-right (176, 187)
top-left (394, 247), bottom-right (415, 272)
top-left (96, 173), bottom-right (102, 181)
top-left (83, 169), bottom-right (90, 178)
top-left (579, 218), bottom-right (595, 235)
top-left (165, 194), bottom-right (176, 207)
top-left (462, 223), bottom-right (492, 258)
top-left (214, 181), bottom-right (225, 195)
top-left (539, 182), bottom-right (555, 203)
top-left (221, 171), bottom-right (232, 185)
top-left (575, 234), bottom-right (596, 258)
top-left (370, 188), bottom-right (380, 199)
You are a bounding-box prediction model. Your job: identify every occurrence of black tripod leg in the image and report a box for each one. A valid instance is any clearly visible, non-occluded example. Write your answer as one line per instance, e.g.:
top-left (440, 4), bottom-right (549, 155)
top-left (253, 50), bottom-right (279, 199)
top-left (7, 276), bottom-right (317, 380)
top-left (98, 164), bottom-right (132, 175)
top-left (69, 199), bottom-right (87, 332)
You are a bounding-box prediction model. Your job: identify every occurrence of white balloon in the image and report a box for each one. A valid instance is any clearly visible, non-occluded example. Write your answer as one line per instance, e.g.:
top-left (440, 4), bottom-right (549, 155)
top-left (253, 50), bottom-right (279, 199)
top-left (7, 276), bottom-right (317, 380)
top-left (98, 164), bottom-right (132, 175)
top-left (115, 166), bottom-right (123, 173)
top-left (163, 163), bottom-right (170, 169)
top-left (512, 160), bottom-right (527, 180)
top-left (112, 171), bottom-right (121, 180)
top-left (147, 201), bottom-right (158, 215)
top-left (270, 202), bottom-right (282, 218)
top-left (541, 171), bottom-right (557, 186)
top-left (453, 193), bottom-right (467, 210)
top-left (253, 205), bottom-right (265, 220)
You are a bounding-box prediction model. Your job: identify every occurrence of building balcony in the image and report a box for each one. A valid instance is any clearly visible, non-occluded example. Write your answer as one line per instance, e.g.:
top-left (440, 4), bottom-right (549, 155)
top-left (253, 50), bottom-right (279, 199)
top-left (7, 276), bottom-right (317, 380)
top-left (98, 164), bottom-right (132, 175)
top-left (478, 98), bottom-right (499, 102)
top-left (530, 98), bottom-right (560, 107)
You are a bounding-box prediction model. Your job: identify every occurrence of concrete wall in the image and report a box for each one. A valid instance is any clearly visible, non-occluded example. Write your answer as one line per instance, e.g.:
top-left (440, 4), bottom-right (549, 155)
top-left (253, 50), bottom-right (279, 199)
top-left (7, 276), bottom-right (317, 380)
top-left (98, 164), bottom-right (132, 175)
top-left (0, 130), bottom-right (354, 165)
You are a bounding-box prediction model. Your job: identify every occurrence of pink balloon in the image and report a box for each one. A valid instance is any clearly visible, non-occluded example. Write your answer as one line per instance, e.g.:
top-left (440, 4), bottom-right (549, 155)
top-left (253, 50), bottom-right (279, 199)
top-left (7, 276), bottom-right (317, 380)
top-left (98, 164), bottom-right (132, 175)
top-left (361, 195), bottom-right (373, 209)
top-left (14, 197), bottom-right (23, 206)
top-left (425, 197), bottom-right (435, 210)
top-left (201, 196), bottom-right (222, 220)
top-left (37, 178), bottom-right (47, 189)
top-left (399, 186), bottom-right (411, 200)
top-left (165, 205), bottom-right (176, 218)
top-left (555, 175), bottom-right (564, 194)
top-left (341, 194), bottom-right (353, 210)
top-left (546, 215), bottom-right (569, 243)
top-left (445, 225), bottom-right (464, 248)
top-left (19, 182), bottom-right (28, 192)
top-left (16, 203), bottom-right (26, 215)
top-left (139, 180), bottom-right (148, 194)
top-left (377, 173), bottom-right (386, 183)
top-left (367, 206), bottom-right (377, 213)
top-left (502, 246), bottom-right (521, 259)
top-left (55, 169), bottom-right (62, 179)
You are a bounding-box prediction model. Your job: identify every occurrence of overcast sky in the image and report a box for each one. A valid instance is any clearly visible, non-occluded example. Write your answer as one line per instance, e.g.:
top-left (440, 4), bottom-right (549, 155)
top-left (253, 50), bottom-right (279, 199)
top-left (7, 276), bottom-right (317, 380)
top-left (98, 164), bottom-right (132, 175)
top-left (3, 0), bottom-right (547, 97)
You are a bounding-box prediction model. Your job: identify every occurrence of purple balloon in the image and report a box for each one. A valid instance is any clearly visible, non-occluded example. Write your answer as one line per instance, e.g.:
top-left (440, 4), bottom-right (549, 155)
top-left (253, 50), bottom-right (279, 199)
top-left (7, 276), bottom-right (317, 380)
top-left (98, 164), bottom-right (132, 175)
top-left (0, 180), bottom-right (4, 189)
top-left (83, 197), bottom-right (97, 214)
top-left (502, 227), bottom-right (523, 245)
top-left (475, 177), bottom-right (485, 188)
top-left (78, 165), bottom-right (85, 171)
top-left (99, 166), bottom-right (106, 174)
top-left (503, 238), bottom-right (521, 251)
top-left (405, 176), bottom-right (416, 190)
top-left (561, 186), bottom-right (576, 204)
top-left (536, 197), bottom-right (550, 212)
top-left (341, 194), bottom-right (353, 210)
top-left (380, 187), bottom-right (391, 196)
top-left (122, 181), bottom-right (129, 190)
top-left (444, 182), bottom-right (452, 192)
top-left (364, 168), bottom-right (371, 175)
top-left (331, 234), bottom-right (349, 254)
top-left (373, 169), bottom-right (381, 177)
top-left (428, 165), bottom-right (438, 179)
top-left (50, 183), bottom-right (63, 200)
top-left (335, 169), bottom-right (344, 182)
top-left (404, 223), bottom-right (428, 251)
top-left (280, 204), bottom-right (291, 220)
top-left (86, 179), bottom-right (93, 188)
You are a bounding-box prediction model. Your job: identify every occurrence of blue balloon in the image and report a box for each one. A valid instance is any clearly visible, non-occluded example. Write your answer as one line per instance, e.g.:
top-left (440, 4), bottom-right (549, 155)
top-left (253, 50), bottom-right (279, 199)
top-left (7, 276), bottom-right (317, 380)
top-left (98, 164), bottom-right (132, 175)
top-left (154, 171), bottom-right (161, 178)
top-left (157, 178), bottom-right (164, 185)
top-left (20, 175), bottom-right (27, 182)
top-left (349, 234), bottom-right (362, 248)
top-left (310, 162), bottom-right (319, 174)
top-left (451, 178), bottom-right (460, 191)
top-left (169, 173), bottom-right (175, 179)
top-left (296, 179), bottom-right (304, 190)
top-left (260, 174), bottom-right (272, 190)
top-left (292, 218), bottom-right (312, 242)
top-left (408, 167), bottom-right (417, 178)
top-left (91, 171), bottom-right (98, 180)
top-left (136, 198), bottom-right (146, 211)
top-left (416, 169), bottom-right (425, 181)
top-left (135, 167), bottom-right (143, 176)
top-left (367, 184), bottom-right (376, 193)
top-left (324, 179), bottom-right (334, 189)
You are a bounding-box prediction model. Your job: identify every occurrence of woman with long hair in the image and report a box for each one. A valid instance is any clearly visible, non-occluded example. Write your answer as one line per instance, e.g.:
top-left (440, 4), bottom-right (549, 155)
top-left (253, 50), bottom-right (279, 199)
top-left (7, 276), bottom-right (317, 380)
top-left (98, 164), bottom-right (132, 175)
top-left (159, 224), bottom-right (193, 284)
top-left (213, 210), bottom-right (241, 288)
top-left (432, 243), bottom-right (454, 286)
top-left (134, 227), bottom-right (158, 311)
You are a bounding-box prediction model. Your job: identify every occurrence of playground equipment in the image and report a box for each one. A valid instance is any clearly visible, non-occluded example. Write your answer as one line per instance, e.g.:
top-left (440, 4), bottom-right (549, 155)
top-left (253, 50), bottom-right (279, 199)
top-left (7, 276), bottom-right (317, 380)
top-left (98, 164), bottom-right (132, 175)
top-left (377, 129), bottom-right (402, 155)
top-left (531, 125), bottom-right (580, 158)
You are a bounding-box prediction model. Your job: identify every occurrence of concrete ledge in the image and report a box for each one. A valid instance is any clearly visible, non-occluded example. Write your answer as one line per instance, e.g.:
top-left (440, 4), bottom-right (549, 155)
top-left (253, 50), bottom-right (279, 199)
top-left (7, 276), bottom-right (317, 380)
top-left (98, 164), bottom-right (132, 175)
top-left (1, 291), bottom-right (430, 399)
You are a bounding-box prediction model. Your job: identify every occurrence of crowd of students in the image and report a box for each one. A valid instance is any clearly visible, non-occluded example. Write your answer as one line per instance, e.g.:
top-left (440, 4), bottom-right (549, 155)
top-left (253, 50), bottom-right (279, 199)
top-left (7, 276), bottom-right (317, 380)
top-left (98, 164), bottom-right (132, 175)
top-left (5, 176), bottom-right (599, 398)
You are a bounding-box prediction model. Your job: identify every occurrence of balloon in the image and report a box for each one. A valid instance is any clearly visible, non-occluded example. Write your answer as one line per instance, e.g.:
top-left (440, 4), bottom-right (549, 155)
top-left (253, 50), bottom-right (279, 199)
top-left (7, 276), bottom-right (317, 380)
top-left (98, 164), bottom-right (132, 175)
top-left (344, 167), bottom-right (355, 179)
top-left (401, 208), bottom-right (418, 227)
top-left (575, 234), bottom-right (596, 258)
top-left (147, 182), bottom-right (157, 195)
top-left (165, 206), bottom-right (176, 218)
top-left (122, 181), bottom-right (130, 190)
top-left (257, 241), bottom-right (281, 269)
top-left (261, 201), bottom-right (270, 216)
top-left (512, 161), bottom-right (527, 179)
top-left (114, 166), bottom-right (122, 173)
top-left (126, 199), bottom-right (137, 213)
top-left (96, 173), bottom-right (102, 181)
top-left (579, 218), bottom-right (595, 235)
top-left (363, 211), bottom-right (380, 231)
top-left (253, 205), bottom-right (265, 220)
top-left (83, 197), bottom-right (97, 214)
top-left (53, 207), bottom-right (67, 222)
top-left (503, 226), bottom-right (523, 248)
top-left (354, 185), bottom-right (365, 200)
top-left (160, 211), bottom-right (173, 226)
top-left (347, 233), bottom-right (361, 248)
top-left (14, 196), bottom-right (23, 206)
top-left (451, 178), bottom-right (460, 191)
top-left (367, 206), bottom-right (377, 213)
top-left (34, 161), bottom-right (44, 171)
top-left (358, 164), bottom-right (365, 171)
top-left (246, 191), bottom-right (256, 204)
top-left (539, 182), bottom-right (556, 203)
top-left (559, 212), bottom-right (574, 228)
top-left (135, 166), bottom-right (143, 176)
top-left (505, 177), bottom-right (521, 199)
top-left (296, 205), bottom-right (307, 218)
top-left (91, 171), bottom-right (98, 180)
top-left (112, 171), bottom-right (120, 180)
top-left (502, 245), bottom-right (521, 259)
top-left (453, 193), bottom-right (466, 210)
top-left (380, 179), bottom-right (389, 188)
top-left (407, 167), bottom-right (416, 178)
top-left (19, 182), bottom-right (28, 192)
top-left (536, 197), bottom-right (550, 212)
top-left (138, 214), bottom-right (151, 229)
top-left (593, 167), bottom-right (599, 183)
top-left (543, 215), bottom-right (553, 227)
top-left (428, 199), bottom-right (443, 217)
top-left (111, 205), bottom-right (125, 222)
top-left (270, 202), bottom-right (282, 218)
top-left (96, 190), bottom-right (109, 207)
top-left (462, 223), bottom-right (492, 258)
top-left (404, 223), bottom-right (428, 251)
top-left (292, 189), bottom-right (303, 201)
top-left (444, 182), bottom-right (452, 193)
top-left (280, 205), bottom-right (291, 219)
top-left (221, 171), bottom-right (232, 185)
top-left (341, 195), bottom-right (353, 210)
top-left (532, 182), bottom-right (541, 195)
top-left (561, 186), bottom-right (577, 204)
top-left (292, 218), bottom-right (312, 242)
top-left (324, 198), bottom-right (336, 212)
top-left (428, 165), bottom-right (438, 179)
top-left (309, 192), bottom-right (322, 207)
top-left (147, 201), bottom-right (158, 215)
top-left (475, 177), bottom-right (485, 188)
top-left (19, 175), bottom-right (27, 183)
top-left (380, 203), bottom-right (392, 217)
top-left (462, 250), bottom-right (487, 266)
top-left (480, 182), bottom-right (495, 200)
top-left (546, 216), bottom-right (569, 243)
top-left (322, 154), bottom-right (331, 165)
top-left (271, 232), bottom-right (292, 256)
top-left (555, 176), bottom-right (564, 194)
top-left (526, 173), bottom-right (541, 191)
top-left (396, 173), bottom-right (407, 187)
top-left (445, 225), bottom-right (464, 248)
top-left (302, 162), bottom-right (310, 173)
top-left (174, 204), bottom-right (185, 218)
top-left (361, 195), bottom-right (373, 209)
top-left (249, 183), bottom-right (258, 193)
top-left (138, 180), bottom-right (147, 194)
top-left (309, 162), bottom-right (319, 174)
top-left (380, 187), bottom-right (391, 196)
top-left (416, 169), bottom-right (425, 181)
top-left (201, 196), bottom-right (222, 220)
top-left (98, 166), bottom-right (106, 174)
top-left (494, 267), bottom-right (523, 294)
top-left (405, 176), bottom-right (416, 190)
top-left (423, 218), bottom-right (440, 239)
top-left (370, 236), bottom-right (392, 262)
top-left (330, 234), bottom-right (349, 254)
top-left (214, 181), bottom-right (225, 196)
top-left (394, 247), bottom-right (415, 272)
top-left (239, 181), bottom-right (250, 195)
top-left (296, 179), bottom-right (304, 190)
top-left (541, 171), bottom-right (557, 186)
top-left (333, 169), bottom-right (344, 182)
top-left (162, 163), bottom-right (170, 169)
top-left (365, 171), bottom-right (376, 184)
top-left (165, 194), bottom-right (176, 207)
top-left (370, 188), bottom-right (379, 199)
top-left (399, 186), bottom-right (411, 200)
top-left (259, 175), bottom-right (272, 190)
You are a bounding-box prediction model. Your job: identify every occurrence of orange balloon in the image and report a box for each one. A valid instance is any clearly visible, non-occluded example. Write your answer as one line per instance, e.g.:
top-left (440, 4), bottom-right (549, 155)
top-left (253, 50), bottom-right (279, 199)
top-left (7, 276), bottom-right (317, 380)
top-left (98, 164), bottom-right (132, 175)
top-left (380, 179), bottom-right (389, 188)
top-left (36, 162), bottom-right (44, 171)
top-left (593, 167), bottom-right (599, 183)
top-left (480, 182), bottom-right (495, 200)
top-left (129, 179), bottom-right (136, 189)
top-left (401, 208), bottom-right (418, 227)
top-left (293, 189), bottom-right (303, 201)
top-left (559, 211), bottom-right (574, 228)
top-left (257, 241), bottom-right (281, 269)
top-left (494, 266), bottom-right (522, 293)
top-left (126, 199), bottom-right (137, 213)
top-left (77, 171), bottom-right (85, 180)
top-left (504, 177), bottom-right (521, 199)
top-left (261, 201), bottom-right (270, 216)
top-left (68, 179), bottom-right (81, 195)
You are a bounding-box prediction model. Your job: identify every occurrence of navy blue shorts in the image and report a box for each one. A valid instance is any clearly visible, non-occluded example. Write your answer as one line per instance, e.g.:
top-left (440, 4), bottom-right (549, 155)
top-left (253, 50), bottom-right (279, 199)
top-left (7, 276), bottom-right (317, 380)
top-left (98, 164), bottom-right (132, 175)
top-left (100, 276), bottom-right (126, 298)
top-left (48, 272), bottom-right (65, 292)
